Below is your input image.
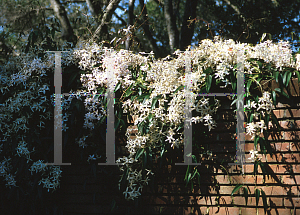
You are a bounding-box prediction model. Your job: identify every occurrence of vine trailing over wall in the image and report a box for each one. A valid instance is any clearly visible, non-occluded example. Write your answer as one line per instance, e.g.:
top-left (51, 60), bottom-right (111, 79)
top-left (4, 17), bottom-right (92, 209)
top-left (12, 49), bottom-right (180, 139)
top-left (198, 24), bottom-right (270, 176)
top-left (0, 33), bottom-right (299, 213)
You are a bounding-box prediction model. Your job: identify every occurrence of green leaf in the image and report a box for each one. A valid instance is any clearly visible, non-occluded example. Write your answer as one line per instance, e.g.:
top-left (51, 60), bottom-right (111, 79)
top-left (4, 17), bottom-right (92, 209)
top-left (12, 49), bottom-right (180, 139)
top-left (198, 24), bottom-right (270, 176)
top-left (273, 71), bottom-right (279, 83)
top-left (203, 67), bottom-right (213, 74)
top-left (260, 137), bottom-right (267, 155)
top-left (285, 71), bottom-right (292, 88)
top-left (191, 168), bottom-right (198, 180)
top-left (254, 135), bottom-right (259, 149)
top-left (138, 121), bottom-right (145, 135)
top-left (135, 148), bottom-right (145, 160)
top-left (191, 155), bottom-right (197, 163)
top-left (295, 70), bottom-right (300, 84)
top-left (137, 82), bottom-right (147, 89)
top-left (185, 165), bottom-right (190, 182)
top-left (115, 118), bottom-right (120, 130)
top-left (259, 162), bottom-right (269, 180)
top-left (282, 71), bottom-right (288, 86)
top-left (249, 113), bottom-right (254, 123)
top-left (278, 74), bottom-right (284, 93)
top-left (271, 111), bottom-right (281, 131)
top-left (243, 187), bottom-right (248, 206)
top-left (143, 150), bottom-right (147, 168)
top-left (260, 33), bottom-right (266, 43)
top-left (190, 180), bottom-right (194, 192)
top-left (261, 189), bottom-right (268, 214)
top-left (114, 82), bottom-right (121, 92)
top-left (186, 173), bottom-right (191, 187)
top-left (271, 90), bottom-right (277, 105)
top-left (174, 85), bottom-right (184, 94)
top-left (246, 79), bottom-right (252, 93)
top-left (206, 75), bottom-right (212, 93)
top-left (124, 84), bottom-right (134, 97)
top-left (151, 95), bottom-right (162, 110)
top-left (254, 160), bottom-right (259, 175)
top-left (255, 188), bottom-right (260, 207)
top-left (231, 184), bottom-right (243, 196)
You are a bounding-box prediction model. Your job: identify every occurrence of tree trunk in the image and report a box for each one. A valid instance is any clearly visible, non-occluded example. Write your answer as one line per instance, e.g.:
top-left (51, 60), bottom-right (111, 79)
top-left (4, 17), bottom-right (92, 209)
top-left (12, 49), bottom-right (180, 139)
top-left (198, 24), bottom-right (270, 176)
top-left (90, 0), bottom-right (121, 43)
top-left (50, 0), bottom-right (77, 44)
top-left (179, 0), bottom-right (197, 50)
top-left (125, 0), bottom-right (135, 50)
top-left (85, 0), bottom-right (103, 24)
top-left (164, 0), bottom-right (179, 53)
top-left (138, 0), bottom-right (160, 56)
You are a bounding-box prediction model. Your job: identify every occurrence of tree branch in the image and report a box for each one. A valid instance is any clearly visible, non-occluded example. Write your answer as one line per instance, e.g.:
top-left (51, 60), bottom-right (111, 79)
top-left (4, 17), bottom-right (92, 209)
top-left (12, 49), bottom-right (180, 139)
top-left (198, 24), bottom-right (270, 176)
top-left (90, 0), bottom-right (121, 42)
top-left (125, 0), bottom-right (135, 50)
top-left (153, 0), bottom-right (164, 6)
top-left (179, 0), bottom-right (197, 50)
top-left (113, 12), bottom-right (127, 26)
top-left (138, 0), bottom-right (160, 56)
top-left (222, 0), bottom-right (246, 23)
top-left (85, 0), bottom-right (103, 24)
top-left (50, 0), bottom-right (77, 44)
top-left (164, 0), bottom-right (179, 53)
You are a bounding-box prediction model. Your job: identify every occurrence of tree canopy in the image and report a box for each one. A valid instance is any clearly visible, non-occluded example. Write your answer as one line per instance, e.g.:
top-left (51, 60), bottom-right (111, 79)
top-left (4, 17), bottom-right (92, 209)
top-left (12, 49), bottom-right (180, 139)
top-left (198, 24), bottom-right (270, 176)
top-left (0, 0), bottom-right (299, 61)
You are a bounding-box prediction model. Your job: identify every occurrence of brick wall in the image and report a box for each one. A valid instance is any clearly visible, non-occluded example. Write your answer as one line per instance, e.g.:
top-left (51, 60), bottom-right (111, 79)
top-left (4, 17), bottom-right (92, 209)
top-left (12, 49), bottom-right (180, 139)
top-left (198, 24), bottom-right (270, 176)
top-left (54, 79), bottom-right (300, 215)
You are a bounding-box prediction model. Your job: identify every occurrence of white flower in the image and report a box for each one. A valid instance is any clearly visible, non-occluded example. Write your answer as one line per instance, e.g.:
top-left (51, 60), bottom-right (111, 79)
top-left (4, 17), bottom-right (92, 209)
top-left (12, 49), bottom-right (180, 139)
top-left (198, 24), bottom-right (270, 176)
top-left (249, 150), bottom-right (259, 161)
top-left (246, 122), bottom-right (256, 139)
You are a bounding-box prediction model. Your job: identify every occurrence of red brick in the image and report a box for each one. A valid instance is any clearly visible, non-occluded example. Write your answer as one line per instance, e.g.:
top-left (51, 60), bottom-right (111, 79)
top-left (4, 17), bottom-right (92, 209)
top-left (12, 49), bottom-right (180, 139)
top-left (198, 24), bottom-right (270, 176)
top-left (272, 142), bottom-right (300, 152)
top-left (283, 131), bottom-right (300, 140)
top-left (276, 102), bottom-right (290, 108)
top-left (271, 79), bottom-right (299, 97)
top-left (270, 208), bottom-right (298, 215)
top-left (183, 206), bottom-right (239, 215)
top-left (289, 78), bottom-right (300, 96)
top-left (285, 109), bottom-right (300, 118)
top-left (258, 153), bottom-right (300, 162)
top-left (273, 109), bottom-right (285, 119)
top-left (279, 120), bottom-right (300, 129)
top-left (284, 197), bottom-right (300, 207)
top-left (243, 164), bottom-right (300, 174)
top-left (281, 175), bottom-right (300, 184)
top-left (241, 208), bottom-right (266, 215)
top-left (215, 175), bottom-right (278, 185)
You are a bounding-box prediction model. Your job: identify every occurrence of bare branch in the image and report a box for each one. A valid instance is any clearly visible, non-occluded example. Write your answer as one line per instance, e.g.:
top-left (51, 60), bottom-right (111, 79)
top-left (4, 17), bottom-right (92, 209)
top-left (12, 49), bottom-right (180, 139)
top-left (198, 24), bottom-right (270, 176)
top-left (125, 0), bottom-right (135, 50)
top-left (113, 12), bottom-right (127, 26)
top-left (90, 0), bottom-right (121, 42)
top-left (85, 0), bottom-right (103, 24)
top-left (138, 0), bottom-right (160, 55)
top-left (179, 0), bottom-right (197, 50)
top-left (222, 0), bottom-right (246, 23)
top-left (50, 0), bottom-right (77, 43)
top-left (164, 0), bottom-right (179, 52)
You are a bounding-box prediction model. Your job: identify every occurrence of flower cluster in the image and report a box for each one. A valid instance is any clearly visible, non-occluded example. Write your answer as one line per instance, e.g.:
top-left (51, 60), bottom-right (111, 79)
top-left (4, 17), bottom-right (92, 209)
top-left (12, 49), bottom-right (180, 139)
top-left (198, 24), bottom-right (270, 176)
top-left (246, 120), bottom-right (267, 139)
top-left (37, 166), bottom-right (62, 192)
top-left (245, 92), bottom-right (275, 114)
top-left (28, 160), bottom-right (62, 191)
top-left (0, 157), bottom-right (16, 187)
top-left (0, 50), bottom-right (64, 192)
top-left (1, 36), bottom-right (298, 200)
top-left (64, 37), bottom-right (298, 200)
top-left (116, 156), bottom-right (153, 200)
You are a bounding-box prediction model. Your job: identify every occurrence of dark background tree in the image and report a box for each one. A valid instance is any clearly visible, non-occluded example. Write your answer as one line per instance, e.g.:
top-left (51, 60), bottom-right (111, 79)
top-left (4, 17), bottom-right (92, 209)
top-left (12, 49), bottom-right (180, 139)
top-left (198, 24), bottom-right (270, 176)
top-left (0, 0), bottom-right (299, 61)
